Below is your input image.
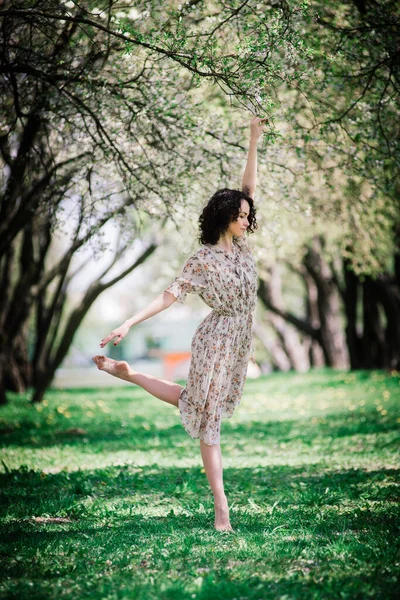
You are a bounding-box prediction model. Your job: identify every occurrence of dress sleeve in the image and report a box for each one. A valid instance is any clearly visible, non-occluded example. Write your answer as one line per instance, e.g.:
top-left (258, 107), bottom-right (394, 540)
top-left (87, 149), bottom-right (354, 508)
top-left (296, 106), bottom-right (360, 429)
top-left (164, 254), bottom-right (208, 305)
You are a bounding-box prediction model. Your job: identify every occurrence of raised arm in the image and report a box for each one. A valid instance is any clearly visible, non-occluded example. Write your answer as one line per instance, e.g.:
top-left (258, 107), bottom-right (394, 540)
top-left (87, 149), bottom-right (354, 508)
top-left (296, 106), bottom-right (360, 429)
top-left (100, 291), bottom-right (177, 348)
top-left (241, 116), bottom-right (268, 199)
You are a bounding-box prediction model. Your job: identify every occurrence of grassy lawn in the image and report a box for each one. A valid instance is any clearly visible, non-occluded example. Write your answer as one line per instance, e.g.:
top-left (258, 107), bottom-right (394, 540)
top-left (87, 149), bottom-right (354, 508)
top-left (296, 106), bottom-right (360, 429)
top-left (0, 369), bottom-right (399, 599)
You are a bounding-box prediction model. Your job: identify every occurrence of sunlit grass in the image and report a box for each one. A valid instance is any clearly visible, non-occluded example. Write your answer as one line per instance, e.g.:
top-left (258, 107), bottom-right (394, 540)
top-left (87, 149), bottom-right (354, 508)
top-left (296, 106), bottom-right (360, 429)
top-left (1, 369), bottom-right (399, 599)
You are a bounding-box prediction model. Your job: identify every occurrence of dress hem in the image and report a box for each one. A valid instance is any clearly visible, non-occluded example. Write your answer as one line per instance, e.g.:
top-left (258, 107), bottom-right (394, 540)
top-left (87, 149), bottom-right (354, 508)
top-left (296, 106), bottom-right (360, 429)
top-left (178, 387), bottom-right (238, 446)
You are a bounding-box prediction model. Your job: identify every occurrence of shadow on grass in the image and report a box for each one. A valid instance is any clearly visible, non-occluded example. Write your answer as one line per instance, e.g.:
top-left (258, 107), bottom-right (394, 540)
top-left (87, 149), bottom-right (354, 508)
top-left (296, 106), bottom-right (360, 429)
top-left (1, 462), bottom-right (399, 517)
top-left (1, 463), bottom-right (399, 599)
top-left (1, 409), bottom-right (399, 452)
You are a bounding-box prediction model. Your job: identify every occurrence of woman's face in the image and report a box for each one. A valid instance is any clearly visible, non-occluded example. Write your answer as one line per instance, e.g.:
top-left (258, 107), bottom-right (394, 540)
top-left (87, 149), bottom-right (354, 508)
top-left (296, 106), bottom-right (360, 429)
top-left (227, 199), bottom-right (250, 237)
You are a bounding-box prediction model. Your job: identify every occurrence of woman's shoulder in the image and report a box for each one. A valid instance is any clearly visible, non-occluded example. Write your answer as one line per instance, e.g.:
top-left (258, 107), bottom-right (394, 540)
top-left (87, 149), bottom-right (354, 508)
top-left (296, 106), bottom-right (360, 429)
top-left (189, 238), bottom-right (252, 261)
top-left (183, 246), bottom-right (210, 268)
top-left (193, 245), bottom-right (213, 260)
top-left (195, 238), bottom-right (251, 256)
top-left (187, 245), bottom-right (220, 271)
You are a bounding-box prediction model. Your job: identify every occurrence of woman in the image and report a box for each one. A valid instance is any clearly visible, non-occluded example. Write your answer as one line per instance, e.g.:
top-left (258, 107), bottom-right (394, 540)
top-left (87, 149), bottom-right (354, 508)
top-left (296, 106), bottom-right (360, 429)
top-left (93, 116), bottom-right (267, 532)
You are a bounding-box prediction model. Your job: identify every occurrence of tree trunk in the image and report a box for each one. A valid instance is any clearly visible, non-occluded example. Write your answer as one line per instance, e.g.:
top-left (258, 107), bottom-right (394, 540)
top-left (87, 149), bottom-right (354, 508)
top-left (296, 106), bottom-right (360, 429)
top-left (303, 237), bottom-right (349, 368)
top-left (268, 266), bottom-right (309, 372)
top-left (31, 370), bottom-right (54, 404)
top-left (364, 275), bottom-right (400, 369)
top-left (342, 260), bottom-right (364, 369)
top-left (253, 322), bottom-right (291, 371)
top-left (5, 325), bottom-right (31, 392)
top-left (378, 280), bottom-right (400, 370)
top-left (362, 278), bottom-right (386, 368)
top-left (343, 257), bottom-right (400, 370)
top-left (303, 271), bottom-right (325, 367)
top-left (0, 350), bottom-right (8, 405)
top-left (258, 266), bottom-right (310, 372)
top-left (0, 220), bottom-right (50, 399)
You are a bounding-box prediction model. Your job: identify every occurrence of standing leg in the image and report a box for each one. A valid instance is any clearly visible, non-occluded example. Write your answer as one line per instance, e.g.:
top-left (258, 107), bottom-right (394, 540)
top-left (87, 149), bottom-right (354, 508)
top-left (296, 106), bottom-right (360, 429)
top-left (93, 356), bottom-right (234, 531)
top-left (200, 439), bottom-right (234, 532)
top-left (92, 355), bottom-right (182, 407)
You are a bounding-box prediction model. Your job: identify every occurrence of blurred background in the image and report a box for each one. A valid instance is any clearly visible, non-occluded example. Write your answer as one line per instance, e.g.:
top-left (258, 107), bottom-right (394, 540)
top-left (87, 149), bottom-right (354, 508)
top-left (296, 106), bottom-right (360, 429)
top-left (1, 0), bottom-right (399, 404)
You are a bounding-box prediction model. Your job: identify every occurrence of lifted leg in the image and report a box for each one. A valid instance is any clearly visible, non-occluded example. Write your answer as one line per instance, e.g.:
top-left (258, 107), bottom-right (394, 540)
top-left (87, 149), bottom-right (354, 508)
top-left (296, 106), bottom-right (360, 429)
top-left (92, 355), bottom-right (183, 407)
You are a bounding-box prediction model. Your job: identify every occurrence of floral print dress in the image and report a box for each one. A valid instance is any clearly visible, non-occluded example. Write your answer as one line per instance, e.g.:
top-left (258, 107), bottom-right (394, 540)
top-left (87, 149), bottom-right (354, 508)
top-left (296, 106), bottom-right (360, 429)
top-left (164, 234), bottom-right (258, 446)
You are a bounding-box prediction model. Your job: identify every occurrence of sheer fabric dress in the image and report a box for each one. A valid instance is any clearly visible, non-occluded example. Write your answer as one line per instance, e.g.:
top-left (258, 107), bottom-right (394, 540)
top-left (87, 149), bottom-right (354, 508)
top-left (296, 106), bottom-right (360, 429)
top-left (164, 234), bottom-right (258, 445)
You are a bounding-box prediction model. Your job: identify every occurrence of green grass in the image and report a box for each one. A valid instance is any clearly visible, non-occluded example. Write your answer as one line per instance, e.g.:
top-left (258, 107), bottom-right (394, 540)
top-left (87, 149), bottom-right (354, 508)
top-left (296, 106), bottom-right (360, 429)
top-left (0, 369), bottom-right (399, 599)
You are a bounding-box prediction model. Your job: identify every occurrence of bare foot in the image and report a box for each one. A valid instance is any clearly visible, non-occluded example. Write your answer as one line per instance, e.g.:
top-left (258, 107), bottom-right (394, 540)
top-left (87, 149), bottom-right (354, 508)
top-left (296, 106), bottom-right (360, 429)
top-left (214, 496), bottom-right (235, 532)
top-left (92, 355), bottom-right (132, 379)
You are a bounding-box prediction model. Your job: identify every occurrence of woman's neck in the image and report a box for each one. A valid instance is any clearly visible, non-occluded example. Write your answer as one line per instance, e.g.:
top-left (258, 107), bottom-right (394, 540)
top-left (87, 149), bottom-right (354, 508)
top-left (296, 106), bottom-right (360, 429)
top-left (215, 232), bottom-right (234, 253)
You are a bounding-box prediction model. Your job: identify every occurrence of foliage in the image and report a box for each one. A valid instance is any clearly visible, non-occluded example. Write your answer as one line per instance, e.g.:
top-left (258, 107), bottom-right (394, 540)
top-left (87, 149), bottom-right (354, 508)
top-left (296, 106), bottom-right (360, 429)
top-left (260, 0), bottom-right (400, 276)
top-left (0, 0), bottom-right (308, 240)
top-left (1, 0), bottom-right (399, 266)
top-left (1, 0), bottom-right (400, 404)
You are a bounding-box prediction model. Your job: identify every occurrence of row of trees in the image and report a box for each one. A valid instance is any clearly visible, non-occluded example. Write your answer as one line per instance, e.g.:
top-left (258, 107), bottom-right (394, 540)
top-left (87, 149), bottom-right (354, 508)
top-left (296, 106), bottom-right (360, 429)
top-left (0, 0), bottom-right (399, 404)
top-left (257, 233), bottom-right (400, 372)
top-left (253, 0), bottom-right (400, 372)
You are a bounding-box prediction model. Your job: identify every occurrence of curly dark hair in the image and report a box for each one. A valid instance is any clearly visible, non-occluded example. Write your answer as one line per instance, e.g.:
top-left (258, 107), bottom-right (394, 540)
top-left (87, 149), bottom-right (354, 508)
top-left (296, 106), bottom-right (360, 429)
top-left (198, 188), bottom-right (258, 245)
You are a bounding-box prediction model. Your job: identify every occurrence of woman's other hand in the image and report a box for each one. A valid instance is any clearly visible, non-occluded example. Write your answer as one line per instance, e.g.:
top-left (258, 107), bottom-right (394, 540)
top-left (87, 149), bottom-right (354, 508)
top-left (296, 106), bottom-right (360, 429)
top-left (100, 323), bottom-right (130, 348)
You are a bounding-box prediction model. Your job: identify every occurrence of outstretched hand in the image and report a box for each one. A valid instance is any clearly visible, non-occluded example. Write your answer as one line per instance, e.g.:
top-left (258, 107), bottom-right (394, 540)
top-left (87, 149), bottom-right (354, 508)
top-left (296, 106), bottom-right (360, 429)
top-left (250, 116), bottom-right (268, 141)
top-left (100, 323), bottom-right (130, 348)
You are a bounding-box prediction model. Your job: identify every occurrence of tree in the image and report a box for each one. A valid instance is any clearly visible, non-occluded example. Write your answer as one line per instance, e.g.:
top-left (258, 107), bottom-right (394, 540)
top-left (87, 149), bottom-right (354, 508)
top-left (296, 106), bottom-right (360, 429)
top-left (0, 0), bottom-right (310, 403)
top-left (251, 0), bottom-right (400, 370)
top-left (31, 227), bottom-right (158, 404)
top-left (1, 0), bottom-right (399, 405)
